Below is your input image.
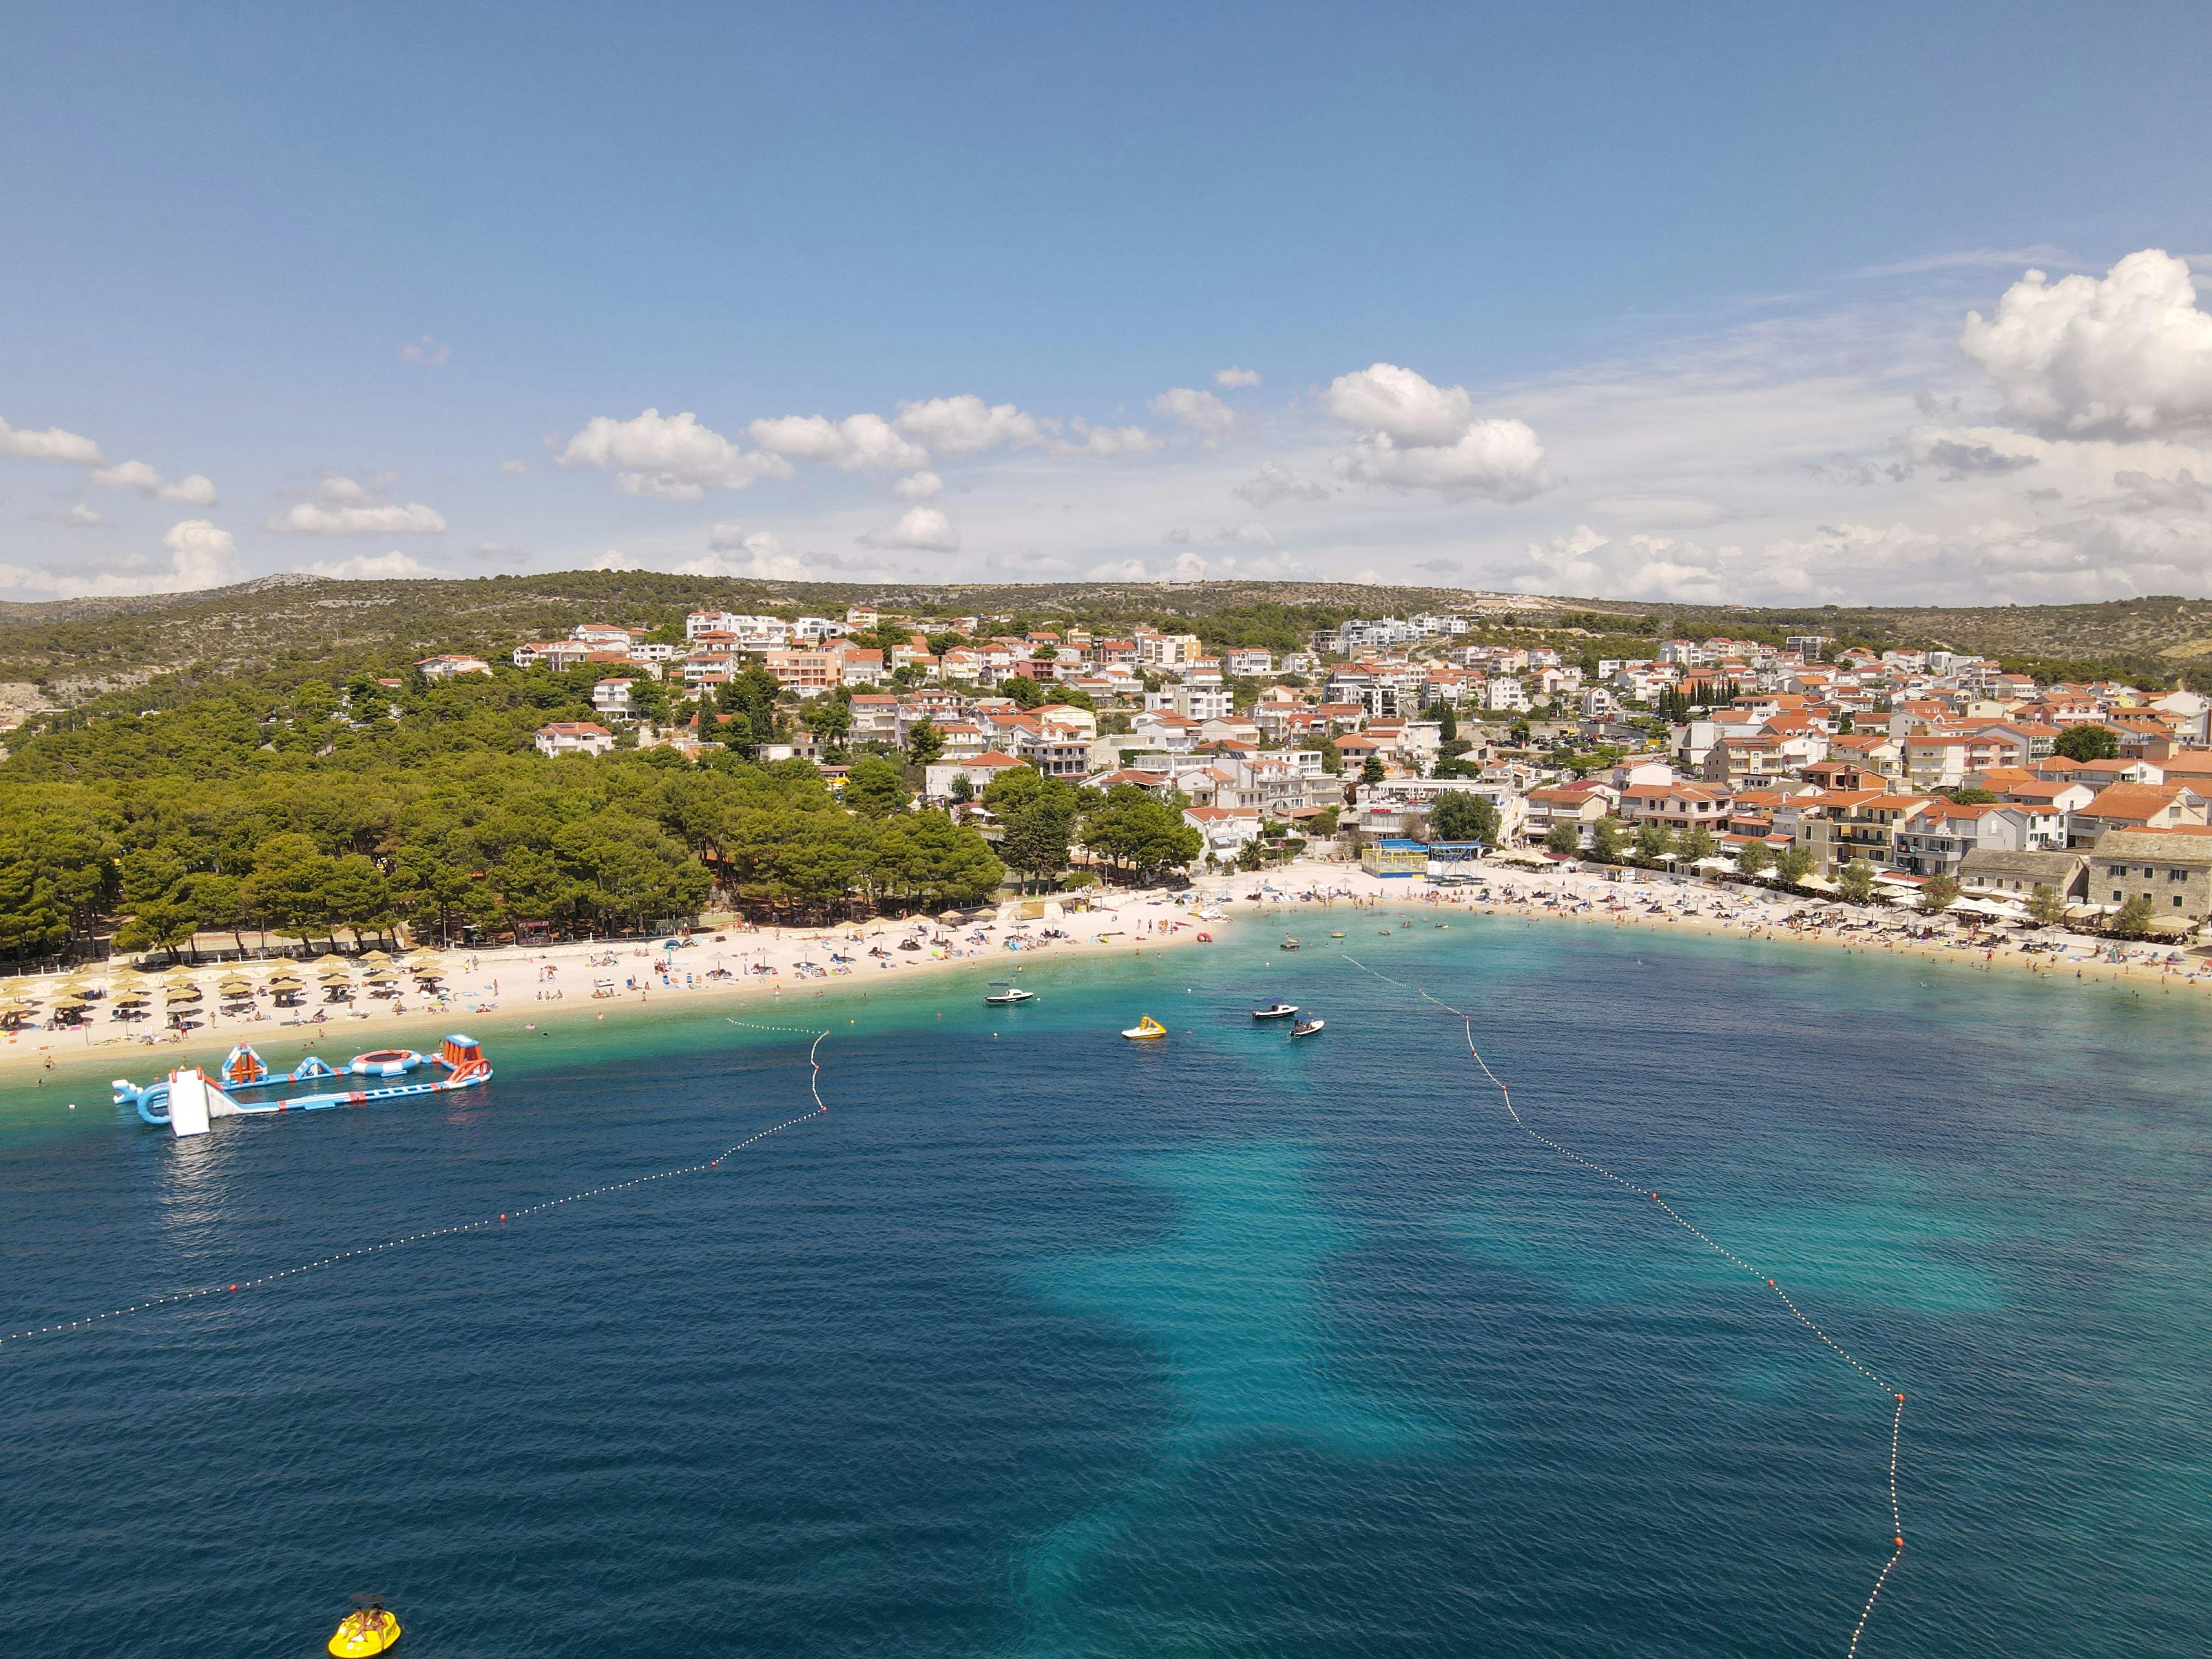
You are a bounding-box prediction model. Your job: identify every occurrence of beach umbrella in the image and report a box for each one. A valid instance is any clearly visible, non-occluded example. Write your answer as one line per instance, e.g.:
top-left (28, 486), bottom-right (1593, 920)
top-left (361, 948), bottom-right (393, 962)
top-left (312, 953), bottom-right (351, 971)
top-left (0, 1000), bottom-right (40, 1025)
top-left (55, 978), bottom-right (96, 999)
top-left (164, 982), bottom-right (203, 1001)
top-left (362, 967), bottom-right (398, 983)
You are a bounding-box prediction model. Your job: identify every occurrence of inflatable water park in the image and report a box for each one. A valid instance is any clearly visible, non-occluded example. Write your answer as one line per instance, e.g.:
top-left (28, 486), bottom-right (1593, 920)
top-left (115, 1035), bottom-right (492, 1137)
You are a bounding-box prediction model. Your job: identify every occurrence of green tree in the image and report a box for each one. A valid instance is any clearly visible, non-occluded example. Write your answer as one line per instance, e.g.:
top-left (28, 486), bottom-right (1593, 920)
top-left (808, 700), bottom-right (853, 747)
top-left (1002, 676), bottom-right (1047, 709)
top-left (1360, 756), bottom-right (1386, 784)
top-left (906, 716), bottom-right (945, 766)
top-left (1590, 815), bottom-right (1625, 860)
top-left (2053, 724), bottom-right (2120, 761)
top-left (1544, 822), bottom-right (1580, 856)
top-left (2111, 893), bottom-right (2155, 938)
top-left (948, 773), bottom-right (974, 804)
top-left (1633, 820), bottom-right (1672, 862)
top-left (1735, 839), bottom-right (1773, 879)
top-left (844, 755), bottom-right (912, 818)
top-left (1682, 824), bottom-right (1719, 862)
top-left (1081, 786), bottom-right (1201, 882)
top-left (1430, 790), bottom-right (1500, 846)
top-left (1775, 844), bottom-right (1815, 886)
top-left (1919, 873), bottom-right (1960, 915)
top-left (1836, 859), bottom-right (1876, 903)
top-left (2027, 882), bottom-right (2070, 927)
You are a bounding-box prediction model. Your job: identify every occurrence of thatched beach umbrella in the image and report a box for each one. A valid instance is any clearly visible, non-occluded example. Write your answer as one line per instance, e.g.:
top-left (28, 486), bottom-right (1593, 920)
top-left (360, 949), bottom-right (394, 965)
top-left (312, 952), bottom-right (351, 969)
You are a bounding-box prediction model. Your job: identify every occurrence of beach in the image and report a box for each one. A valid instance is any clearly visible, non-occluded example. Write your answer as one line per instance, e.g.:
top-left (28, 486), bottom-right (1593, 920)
top-left (8, 852), bottom-right (2204, 1092)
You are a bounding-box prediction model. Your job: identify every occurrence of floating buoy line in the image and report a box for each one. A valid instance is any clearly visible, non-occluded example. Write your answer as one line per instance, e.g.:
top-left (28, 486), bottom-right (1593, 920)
top-left (1342, 956), bottom-right (1908, 1657)
top-left (1, 1027), bottom-right (832, 1353)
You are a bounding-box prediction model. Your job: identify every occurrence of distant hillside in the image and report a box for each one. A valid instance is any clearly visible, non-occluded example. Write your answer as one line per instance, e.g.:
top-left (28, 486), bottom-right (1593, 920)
top-left (6, 572), bottom-right (2212, 704)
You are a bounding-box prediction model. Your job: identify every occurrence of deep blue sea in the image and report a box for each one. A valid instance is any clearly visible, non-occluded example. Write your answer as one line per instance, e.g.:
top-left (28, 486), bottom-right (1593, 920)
top-left (3, 912), bottom-right (2208, 1657)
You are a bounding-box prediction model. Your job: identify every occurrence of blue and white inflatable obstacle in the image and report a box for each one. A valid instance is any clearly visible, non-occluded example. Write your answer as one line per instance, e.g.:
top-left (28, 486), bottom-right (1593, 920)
top-left (116, 1037), bottom-right (493, 1137)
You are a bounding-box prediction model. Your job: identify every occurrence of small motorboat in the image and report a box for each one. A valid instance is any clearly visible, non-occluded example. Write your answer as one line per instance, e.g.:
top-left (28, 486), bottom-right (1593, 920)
top-left (985, 982), bottom-right (1037, 1005)
top-left (1280, 937), bottom-right (1300, 951)
top-left (1328, 931), bottom-right (1345, 939)
top-left (1290, 1017), bottom-right (1325, 1040)
top-left (1121, 1015), bottom-right (1168, 1040)
top-left (1252, 1002), bottom-right (1299, 1020)
top-left (329, 1597), bottom-right (400, 1656)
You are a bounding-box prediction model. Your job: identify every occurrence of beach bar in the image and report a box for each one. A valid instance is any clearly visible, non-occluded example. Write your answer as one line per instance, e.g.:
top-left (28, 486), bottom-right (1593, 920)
top-left (1361, 838), bottom-right (1430, 878)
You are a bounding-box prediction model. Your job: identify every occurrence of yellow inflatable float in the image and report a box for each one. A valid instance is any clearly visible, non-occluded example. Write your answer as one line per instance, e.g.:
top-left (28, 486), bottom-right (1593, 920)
top-left (329, 1600), bottom-right (401, 1656)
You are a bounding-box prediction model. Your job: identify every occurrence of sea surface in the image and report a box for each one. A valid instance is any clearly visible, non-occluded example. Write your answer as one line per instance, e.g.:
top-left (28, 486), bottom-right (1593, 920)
top-left (2, 911), bottom-right (2207, 1657)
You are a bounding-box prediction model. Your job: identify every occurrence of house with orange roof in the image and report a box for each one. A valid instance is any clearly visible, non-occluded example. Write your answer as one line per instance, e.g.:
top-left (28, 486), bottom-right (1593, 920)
top-left (2070, 782), bottom-right (2211, 847)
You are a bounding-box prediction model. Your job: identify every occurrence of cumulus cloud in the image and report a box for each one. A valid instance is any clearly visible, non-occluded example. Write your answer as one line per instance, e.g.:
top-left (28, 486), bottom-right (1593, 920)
top-left (0, 519), bottom-right (244, 598)
top-left (400, 335), bottom-right (451, 365)
top-left (1323, 362), bottom-right (1551, 500)
top-left (1232, 461), bottom-right (1328, 508)
top-left (1061, 419), bottom-right (1162, 455)
top-left (559, 409), bottom-right (794, 499)
top-left (499, 459), bottom-right (531, 476)
top-left (0, 415), bottom-right (104, 466)
top-left (160, 519), bottom-right (245, 589)
top-left (305, 550), bottom-right (437, 580)
top-left (683, 529), bottom-right (814, 581)
top-left (1214, 367), bottom-right (1261, 388)
top-left (1161, 528), bottom-right (1191, 545)
top-left (588, 549), bottom-right (639, 571)
top-left (90, 458), bottom-right (218, 504)
top-left (2114, 468), bottom-right (2211, 514)
top-left (1961, 249), bottom-right (2212, 437)
top-left (35, 503), bottom-right (103, 528)
top-left (1087, 557), bottom-right (1157, 580)
top-left (748, 411), bottom-right (930, 473)
top-left (1413, 556), bottom-right (1464, 574)
top-left (858, 505), bottom-right (960, 552)
top-left (264, 476), bottom-right (446, 536)
top-left (1150, 387), bottom-right (1238, 446)
top-left (894, 469), bottom-right (943, 502)
top-left (890, 395), bottom-right (1050, 456)
top-left (1213, 521), bottom-right (1277, 548)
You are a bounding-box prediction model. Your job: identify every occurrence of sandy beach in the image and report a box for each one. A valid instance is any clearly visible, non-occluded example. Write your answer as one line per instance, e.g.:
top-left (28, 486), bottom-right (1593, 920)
top-left (8, 852), bottom-right (2203, 1092)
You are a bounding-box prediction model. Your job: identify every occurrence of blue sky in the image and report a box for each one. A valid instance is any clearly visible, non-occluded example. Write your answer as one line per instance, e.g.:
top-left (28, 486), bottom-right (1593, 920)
top-left (5, 2), bottom-right (2212, 604)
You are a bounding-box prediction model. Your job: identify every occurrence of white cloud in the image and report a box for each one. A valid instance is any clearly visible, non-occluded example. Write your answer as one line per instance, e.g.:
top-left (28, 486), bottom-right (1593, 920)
top-left (1062, 419), bottom-right (1162, 455)
top-left (682, 529), bottom-right (815, 581)
top-left (1961, 249), bottom-right (2212, 438)
top-left (559, 409), bottom-right (794, 498)
top-left (35, 503), bottom-right (103, 528)
top-left (499, 459), bottom-right (531, 476)
top-left (305, 549), bottom-right (437, 580)
top-left (2114, 468), bottom-right (2210, 514)
top-left (0, 416), bottom-right (103, 466)
top-left (400, 336), bottom-right (451, 366)
top-left (1214, 367), bottom-right (1261, 388)
top-left (1161, 528), bottom-right (1191, 544)
top-left (1150, 387), bottom-right (1238, 446)
top-left (1324, 362), bottom-right (1551, 500)
top-left (471, 541), bottom-right (531, 562)
top-left (858, 505), bottom-right (960, 552)
top-left (263, 484), bottom-right (445, 535)
top-left (89, 458), bottom-right (218, 504)
top-left (1213, 521), bottom-right (1277, 548)
top-left (0, 519), bottom-right (243, 597)
top-left (1232, 461), bottom-right (1328, 508)
top-left (588, 549), bottom-right (639, 571)
top-left (748, 411), bottom-right (930, 472)
top-left (1172, 550), bottom-right (1210, 580)
top-left (1087, 557), bottom-right (1158, 580)
top-left (894, 469), bottom-right (943, 502)
top-left (1509, 524), bottom-right (1735, 603)
top-left (891, 395), bottom-right (1051, 456)
top-left (160, 519), bottom-right (244, 589)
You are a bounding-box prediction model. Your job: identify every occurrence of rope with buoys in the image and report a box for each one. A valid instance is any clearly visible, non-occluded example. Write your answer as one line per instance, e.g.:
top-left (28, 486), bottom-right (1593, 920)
top-left (1342, 954), bottom-right (1908, 1655)
top-left (1, 1029), bottom-right (832, 1352)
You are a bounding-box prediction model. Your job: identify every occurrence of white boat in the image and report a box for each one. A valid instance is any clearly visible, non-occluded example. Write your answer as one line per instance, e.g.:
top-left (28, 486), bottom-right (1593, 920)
top-left (1290, 1018), bottom-right (1325, 1040)
top-left (1121, 1016), bottom-right (1167, 1040)
top-left (1252, 1002), bottom-right (1299, 1020)
top-left (985, 982), bottom-right (1037, 1004)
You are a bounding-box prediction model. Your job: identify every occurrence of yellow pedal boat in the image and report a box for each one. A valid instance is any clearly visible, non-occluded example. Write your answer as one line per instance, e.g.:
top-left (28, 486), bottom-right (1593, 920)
top-left (1120, 1015), bottom-right (1167, 1040)
top-left (330, 1603), bottom-right (400, 1656)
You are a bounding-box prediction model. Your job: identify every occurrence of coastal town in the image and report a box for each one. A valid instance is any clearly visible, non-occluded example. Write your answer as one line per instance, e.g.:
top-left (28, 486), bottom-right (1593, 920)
top-left (466, 601), bottom-right (2212, 936)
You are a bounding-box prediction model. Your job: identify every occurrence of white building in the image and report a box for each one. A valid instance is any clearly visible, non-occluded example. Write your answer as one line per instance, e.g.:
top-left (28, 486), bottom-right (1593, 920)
top-left (534, 721), bottom-right (616, 757)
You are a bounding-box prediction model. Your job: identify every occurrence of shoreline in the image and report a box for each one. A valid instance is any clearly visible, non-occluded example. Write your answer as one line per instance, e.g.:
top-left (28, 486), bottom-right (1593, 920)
top-left (9, 852), bottom-right (2204, 1097)
top-left (0, 893), bottom-right (1224, 1092)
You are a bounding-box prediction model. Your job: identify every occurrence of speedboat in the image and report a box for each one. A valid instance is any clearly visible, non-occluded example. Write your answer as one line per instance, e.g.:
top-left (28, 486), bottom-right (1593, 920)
top-left (1290, 1017), bottom-right (1325, 1040)
top-left (1280, 937), bottom-right (1300, 951)
top-left (985, 982), bottom-right (1037, 1004)
top-left (1252, 1002), bottom-right (1299, 1020)
top-left (1121, 1015), bottom-right (1167, 1040)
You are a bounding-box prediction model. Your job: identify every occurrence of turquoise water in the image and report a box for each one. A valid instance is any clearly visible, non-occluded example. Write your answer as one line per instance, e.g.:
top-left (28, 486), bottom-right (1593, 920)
top-left (2, 914), bottom-right (2206, 1655)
